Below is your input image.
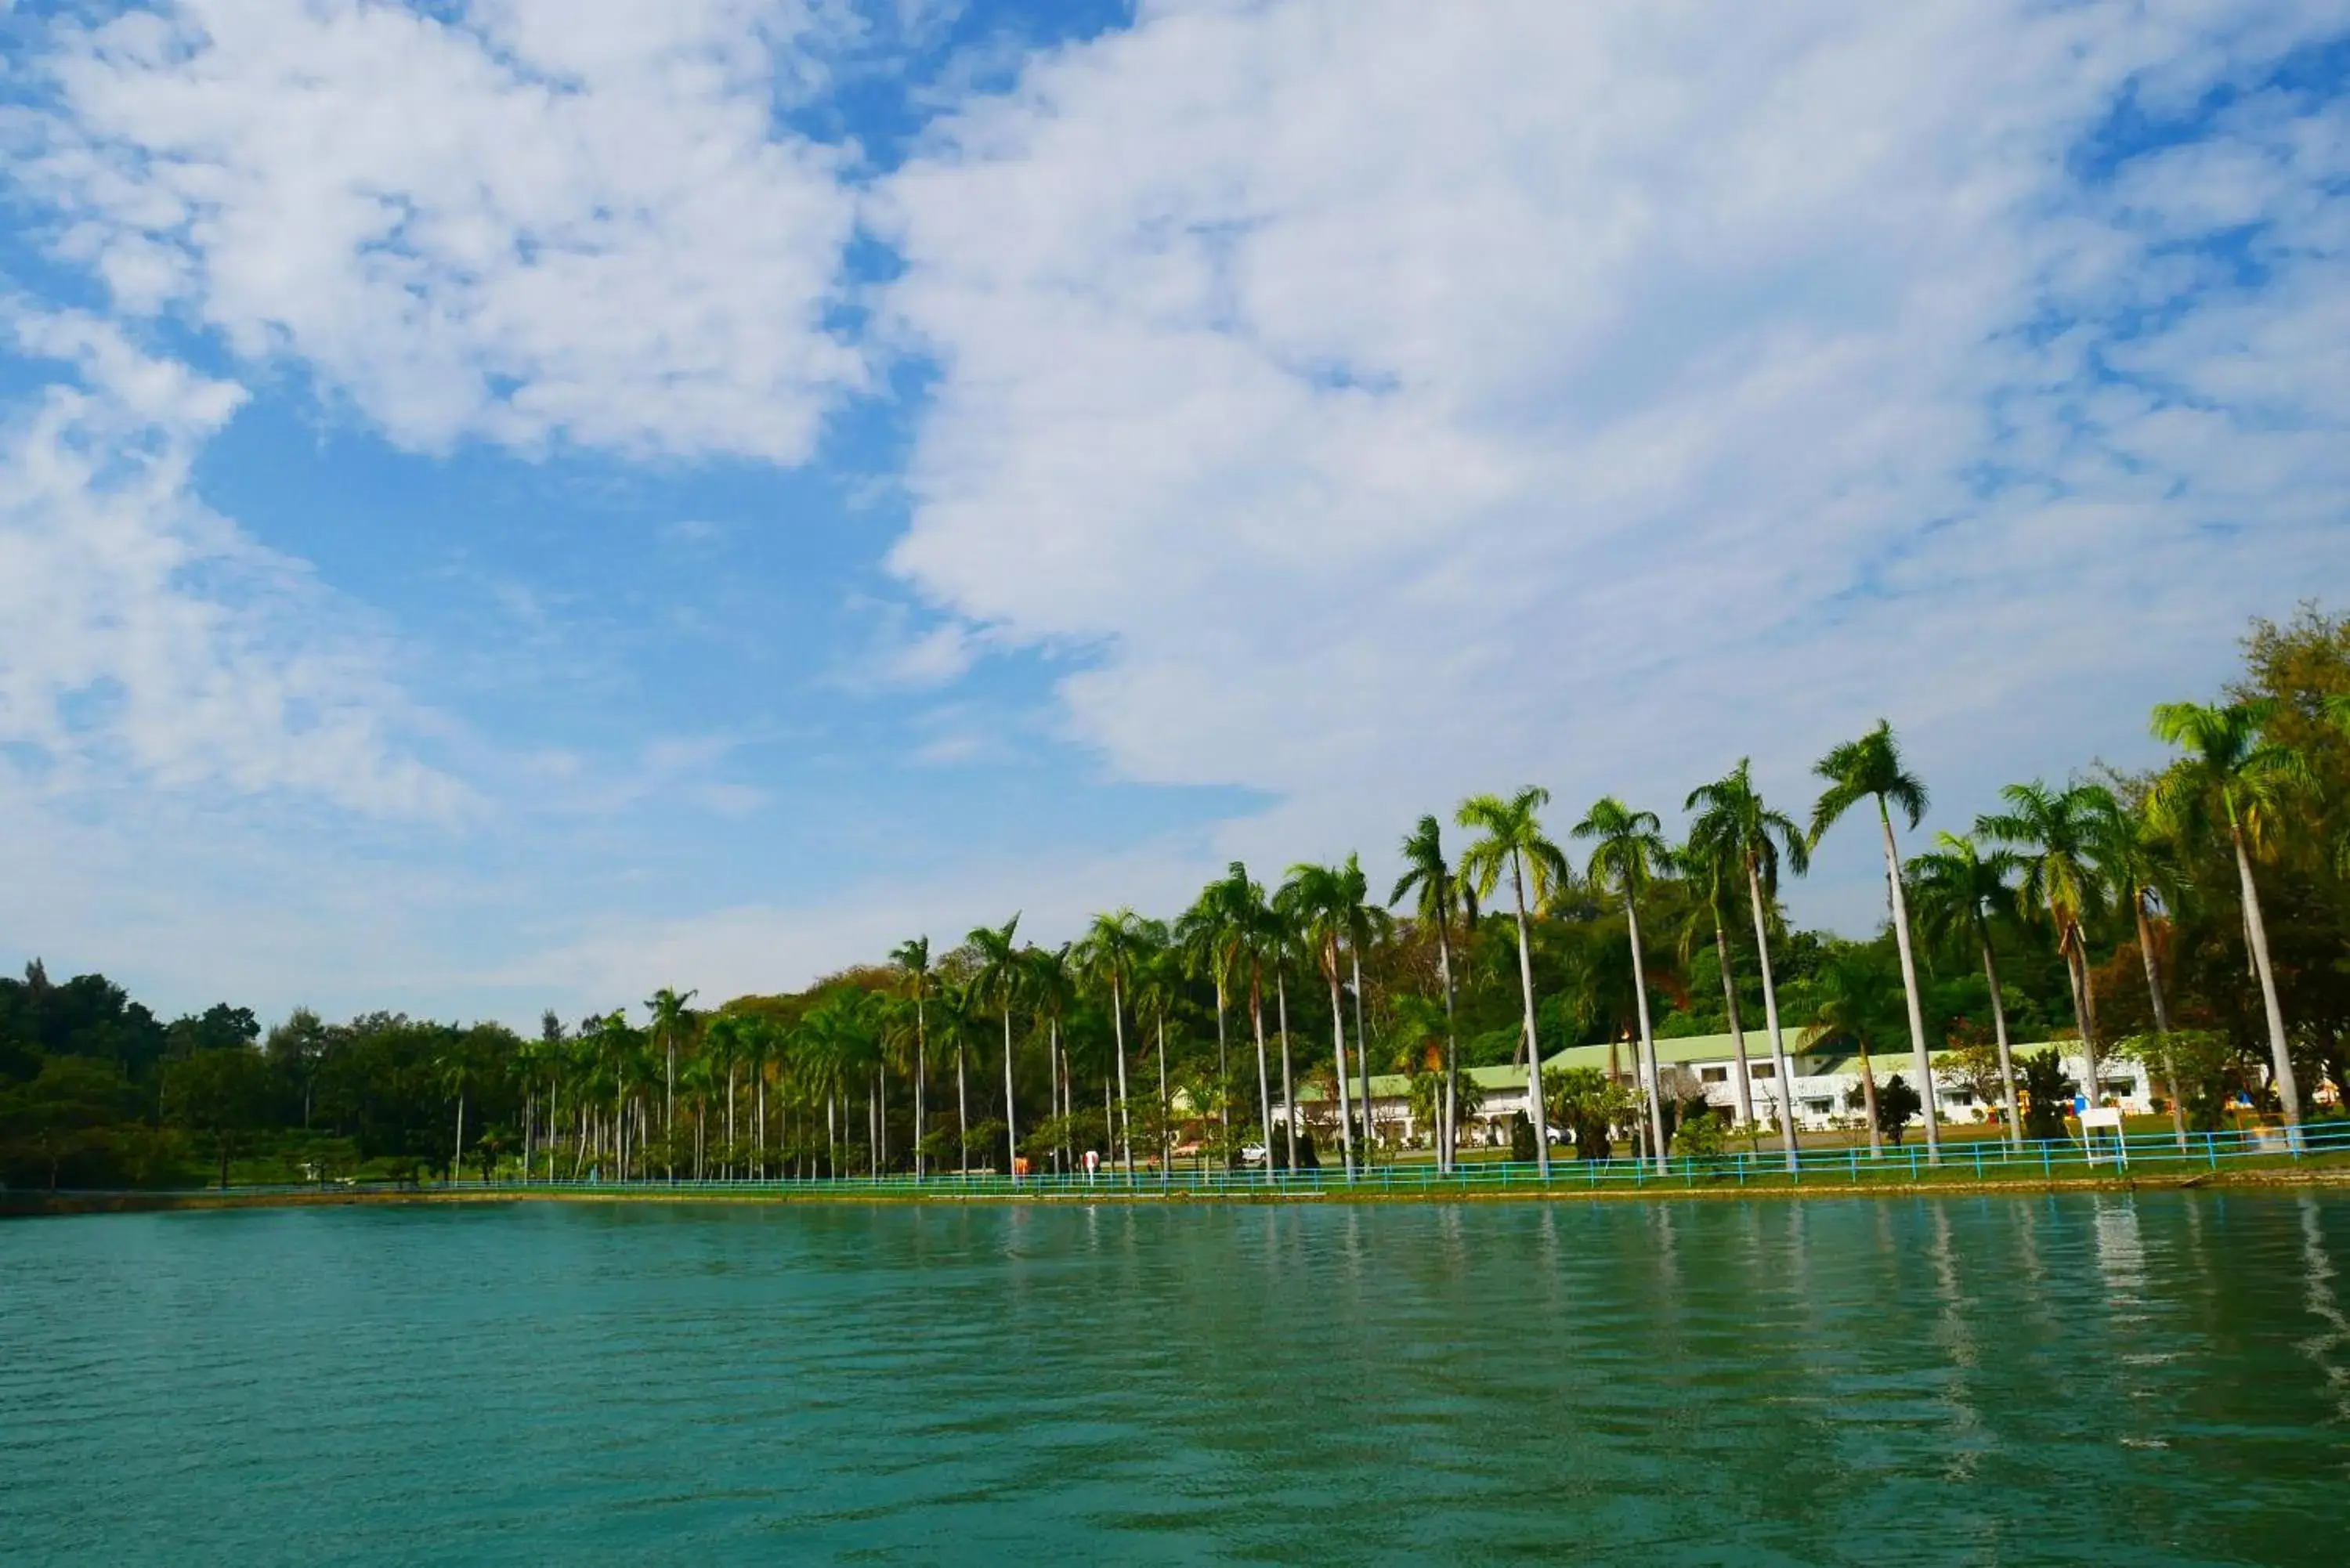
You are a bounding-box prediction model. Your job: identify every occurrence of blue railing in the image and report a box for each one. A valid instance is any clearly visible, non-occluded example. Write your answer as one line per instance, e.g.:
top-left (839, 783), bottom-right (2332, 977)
top-left (343, 1120), bottom-right (2350, 1199)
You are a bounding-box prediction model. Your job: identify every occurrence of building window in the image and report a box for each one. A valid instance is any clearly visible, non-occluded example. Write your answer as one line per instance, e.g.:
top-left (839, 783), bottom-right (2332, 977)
top-left (1751, 1063), bottom-right (1774, 1079)
top-left (1700, 1067), bottom-right (1728, 1084)
top-left (1804, 1099), bottom-right (1832, 1114)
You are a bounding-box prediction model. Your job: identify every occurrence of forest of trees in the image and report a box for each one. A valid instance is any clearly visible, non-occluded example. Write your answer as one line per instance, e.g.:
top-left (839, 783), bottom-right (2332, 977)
top-left (4, 608), bottom-right (2345, 1191)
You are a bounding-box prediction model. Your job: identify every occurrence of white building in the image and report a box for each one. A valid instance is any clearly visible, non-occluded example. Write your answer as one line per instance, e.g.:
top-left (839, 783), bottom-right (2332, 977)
top-left (1273, 1031), bottom-right (2151, 1149)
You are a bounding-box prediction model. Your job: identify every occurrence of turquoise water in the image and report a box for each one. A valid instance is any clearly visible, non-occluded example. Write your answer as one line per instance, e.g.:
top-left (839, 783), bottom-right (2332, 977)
top-left (3, 1196), bottom-right (2347, 1565)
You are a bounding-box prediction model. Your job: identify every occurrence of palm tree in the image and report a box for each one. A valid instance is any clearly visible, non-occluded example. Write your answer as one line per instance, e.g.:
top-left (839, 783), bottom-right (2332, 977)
top-left (436, 1035), bottom-right (475, 1183)
top-left (645, 985), bottom-right (699, 1180)
top-left (703, 1013), bottom-right (750, 1178)
top-left (1338, 854), bottom-right (1392, 1162)
top-left (1678, 825), bottom-right (1756, 1141)
top-left (1217, 868), bottom-right (1280, 1181)
top-left (1130, 929), bottom-right (1180, 1183)
top-left (967, 916), bottom-right (1026, 1180)
top-left (1282, 860), bottom-right (1361, 1176)
top-left (1175, 876), bottom-right (1246, 1159)
top-left (1810, 721), bottom-right (1941, 1160)
top-left (1906, 833), bottom-right (2024, 1144)
top-left (1574, 797), bottom-right (1672, 1173)
top-left (1978, 780), bottom-right (2113, 1115)
top-left (890, 938), bottom-right (933, 1179)
top-left (1390, 815), bottom-right (1473, 1174)
top-left (1456, 787), bottom-right (1571, 1180)
top-left (2151, 699), bottom-right (2314, 1140)
top-left (1260, 894), bottom-right (1305, 1170)
top-left (1685, 759), bottom-right (1810, 1169)
top-left (2088, 798), bottom-right (2192, 1150)
top-left (1028, 942), bottom-right (1079, 1174)
top-left (1076, 911), bottom-right (1148, 1182)
top-left (1799, 945), bottom-right (1903, 1153)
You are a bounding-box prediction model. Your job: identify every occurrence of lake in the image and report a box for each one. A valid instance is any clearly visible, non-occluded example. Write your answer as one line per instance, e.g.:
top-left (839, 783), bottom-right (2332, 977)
top-left (3, 1194), bottom-right (2346, 1564)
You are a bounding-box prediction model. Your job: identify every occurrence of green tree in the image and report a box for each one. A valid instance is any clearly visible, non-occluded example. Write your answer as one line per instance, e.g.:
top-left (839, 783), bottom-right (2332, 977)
top-left (1390, 815), bottom-right (1473, 1173)
top-left (2089, 797), bottom-right (2193, 1148)
top-left (1906, 833), bottom-right (2024, 1144)
top-left (1799, 944), bottom-right (1903, 1155)
top-left (890, 938), bottom-right (934, 1179)
top-left (1686, 758), bottom-right (1810, 1168)
top-left (967, 916), bottom-right (1026, 1178)
top-left (645, 986), bottom-right (699, 1180)
top-left (1282, 860), bottom-right (1366, 1176)
top-left (1810, 721), bottom-right (1942, 1161)
top-left (1574, 796), bottom-right (1672, 1173)
top-left (2151, 699), bottom-right (2313, 1139)
top-left (2017, 1048), bottom-right (2077, 1143)
top-left (1547, 1065), bottom-right (1637, 1162)
top-left (1457, 786), bottom-right (1572, 1180)
top-left (164, 1047), bottom-right (273, 1189)
top-left (1979, 779), bottom-right (2116, 1111)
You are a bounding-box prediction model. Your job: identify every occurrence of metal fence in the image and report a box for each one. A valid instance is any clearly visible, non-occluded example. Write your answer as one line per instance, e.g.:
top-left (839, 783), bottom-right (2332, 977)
top-left (338, 1119), bottom-right (2350, 1201)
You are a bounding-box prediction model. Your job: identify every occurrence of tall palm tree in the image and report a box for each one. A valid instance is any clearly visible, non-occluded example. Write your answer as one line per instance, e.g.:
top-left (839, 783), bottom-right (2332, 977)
top-left (1810, 721), bottom-right (1941, 1161)
top-left (1130, 930), bottom-right (1180, 1183)
top-left (1282, 860), bottom-right (1361, 1176)
top-left (645, 985), bottom-right (699, 1180)
top-left (1678, 825), bottom-right (1755, 1140)
top-left (1264, 898), bottom-right (1307, 1170)
top-left (1338, 854), bottom-right (1392, 1162)
top-left (1456, 786), bottom-right (1571, 1180)
top-left (967, 916), bottom-right (1026, 1180)
top-left (1906, 833), bottom-right (2024, 1145)
top-left (1076, 911), bottom-right (1148, 1182)
top-left (1978, 780), bottom-right (2113, 1115)
top-left (1175, 876), bottom-right (1246, 1159)
top-left (1028, 943), bottom-right (1078, 1173)
top-left (2088, 798), bottom-right (2191, 1150)
top-left (1685, 759), bottom-right (1810, 1169)
top-left (1390, 815), bottom-right (1473, 1174)
top-left (2151, 699), bottom-right (2314, 1139)
top-left (1574, 797), bottom-right (1672, 1172)
top-left (703, 1013), bottom-right (750, 1178)
top-left (1220, 868), bottom-right (1280, 1180)
top-left (890, 938), bottom-right (933, 1179)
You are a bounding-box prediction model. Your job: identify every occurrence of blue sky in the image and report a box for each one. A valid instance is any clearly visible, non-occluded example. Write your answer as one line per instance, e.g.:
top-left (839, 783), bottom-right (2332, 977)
top-left (1, 0), bottom-right (2345, 1024)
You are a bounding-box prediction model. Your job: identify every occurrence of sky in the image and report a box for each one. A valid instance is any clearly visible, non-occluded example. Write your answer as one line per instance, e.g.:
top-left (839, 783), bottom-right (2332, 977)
top-left (0, 0), bottom-right (2345, 1027)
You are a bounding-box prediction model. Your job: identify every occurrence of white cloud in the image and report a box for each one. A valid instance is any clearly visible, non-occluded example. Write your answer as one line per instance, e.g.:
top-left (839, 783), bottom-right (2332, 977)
top-left (877, 0), bottom-right (2350, 925)
top-left (0, 305), bottom-right (467, 817)
top-left (14, 0), bottom-right (866, 461)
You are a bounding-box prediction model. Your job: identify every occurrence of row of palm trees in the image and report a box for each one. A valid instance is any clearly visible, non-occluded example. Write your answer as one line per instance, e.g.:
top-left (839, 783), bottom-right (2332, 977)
top-left (504, 693), bottom-right (2337, 1185)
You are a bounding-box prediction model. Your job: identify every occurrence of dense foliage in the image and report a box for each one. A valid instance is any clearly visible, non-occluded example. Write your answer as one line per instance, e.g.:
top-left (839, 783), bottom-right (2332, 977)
top-left (5, 609), bottom-right (2345, 1190)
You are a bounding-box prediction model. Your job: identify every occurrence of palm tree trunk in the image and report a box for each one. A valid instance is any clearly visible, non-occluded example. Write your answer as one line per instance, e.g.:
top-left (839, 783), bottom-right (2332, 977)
top-left (2059, 929), bottom-right (2102, 1124)
top-left (1275, 970), bottom-right (1296, 1170)
top-left (1002, 1011), bottom-right (1018, 1182)
top-left (878, 1059), bottom-right (889, 1172)
top-left (1857, 1042), bottom-right (1882, 1154)
top-left (1213, 976), bottom-right (1230, 1154)
top-left (1980, 937), bottom-right (2022, 1147)
top-left (1877, 800), bottom-right (1942, 1161)
top-left (956, 1043), bottom-right (969, 1175)
top-left (665, 1036), bottom-right (676, 1183)
top-left (1435, 912), bottom-right (1460, 1176)
top-left (1328, 944), bottom-right (1356, 1176)
top-left (1155, 1013), bottom-right (1170, 1185)
top-left (1714, 923), bottom-right (1754, 1136)
top-left (1624, 897), bottom-right (1665, 1173)
top-left (2233, 826), bottom-right (2302, 1140)
top-left (1746, 855), bottom-right (1800, 1169)
top-left (1249, 973), bottom-right (1274, 1183)
top-left (1350, 948), bottom-right (1374, 1165)
top-left (453, 1089), bottom-right (465, 1184)
top-left (1110, 977), bottom-right (1133, 1183)
top-left (2133, 899), bottom-right (2189, 1151)
top-left (913, 995), bottom-right (927, 1181)
top-left (1508, 853), bottom-right (1552, 1180)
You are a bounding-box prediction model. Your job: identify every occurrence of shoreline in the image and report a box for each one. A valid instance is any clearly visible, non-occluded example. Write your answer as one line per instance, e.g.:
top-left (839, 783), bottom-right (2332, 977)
top-left (9, 1165), bottom-right (2350, 1218)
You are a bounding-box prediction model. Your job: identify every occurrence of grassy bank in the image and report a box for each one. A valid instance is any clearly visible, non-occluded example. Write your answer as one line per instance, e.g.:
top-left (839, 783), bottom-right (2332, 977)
top-left (11, 1153), bottom-right (2350, 1218)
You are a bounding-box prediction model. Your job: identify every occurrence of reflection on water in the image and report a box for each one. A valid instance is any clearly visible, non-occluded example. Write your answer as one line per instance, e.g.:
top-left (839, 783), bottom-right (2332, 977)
top-left (2, 1194), bottom-right (2348, 1566)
